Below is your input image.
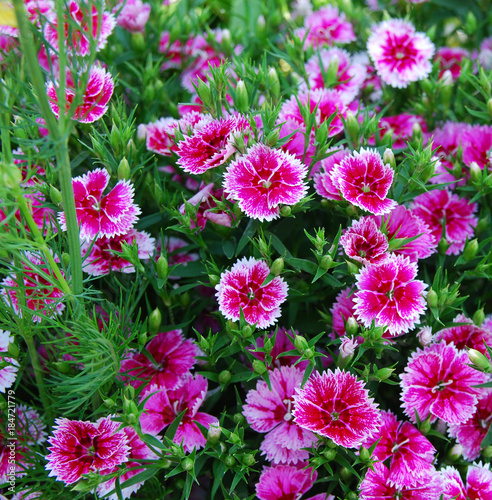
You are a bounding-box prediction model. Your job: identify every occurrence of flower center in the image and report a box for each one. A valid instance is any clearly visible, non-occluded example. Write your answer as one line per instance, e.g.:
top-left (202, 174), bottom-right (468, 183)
top-left (283, 399), bottom-right (293, 421)
top-left (362, 183), bottom-right (371, 193)
top-left (386, 289), bottom-right (394, 300)
top-left (247, 287), bottom-right (256, 300)
top-left (395, 51), bottom-right (405, 60)
top-left (431, 379), bottom-right (454, 392)
top-left (331, 411), bottom-right (339, 421)
top-left (87, 194), bottom-right (101, 211)
top-left (262, 180), bottom-right (272, 189)
top-left (391, 438), bottom-right (409, 453)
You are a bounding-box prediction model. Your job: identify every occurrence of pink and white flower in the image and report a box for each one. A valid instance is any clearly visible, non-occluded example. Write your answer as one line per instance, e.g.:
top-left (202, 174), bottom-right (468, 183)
top-left (215, 257), bottom-right (288, 329)
top-left (370, 114), bottom-right (427, 149)
top-left (45, 417), bottom-right (130, 485)
top-left (400, 341), bottom-right (488, 424)
top-left (293, 368), bottom-right (381, 448)
top-left (0, 330), bottom-right (18, 393)
top-left (330, 148), bottom-right (397, 215)
top-left (435, 47), bottom-right (469, 80)
top-left (461, 124), bottom-right (492, 169)
top-left (59, 168), bottom-right (141, 240)
top-left (442, 463), bottom-right (492, 500)
top-left (314, 147), bottom-right (351, 201)
top-left (224, 143), bottom-right (308, 222)
top-left (116, 0), bottom-right (151, 33)
top-left (367, 19), bottom-right (435, 88)
top-left (256, 464), bottom-right (318, 500)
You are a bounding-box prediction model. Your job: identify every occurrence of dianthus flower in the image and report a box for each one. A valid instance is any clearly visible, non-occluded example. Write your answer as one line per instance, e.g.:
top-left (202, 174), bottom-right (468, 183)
top-left (243, 366), bottom-right (318, 464)
top-left (461, 124), bottom-right (492, 169)
top-left (354, 254), bottom-right (427, 336)
top-left (81, 228), bottom-right (155, 276)
top-left (45, 417), bottom-right (130, 485)
top-left (435, 47), bottom-right (469, 80)
top-left (215, 257), bottom-right (288, 329)
top-left (370, 114), bottom-right (427, 149)
top-left (59, 168), bottom-right (140, 240)
top-left (363, 411), bottom-right (436, 488)
top-left (121, 329), bottom-right (198, 392)
top-left (314, 147), bottom-right (351, 201)
top-left (176, 115), bottom-right (248, 174)
top-left (293, 368), bottom-right (381, 448)
top-left (448, 388), bottom-right (492, 461)
top-left (441, 463), bottom-right (492, 500)
top-left (115, 0), bottom-right (150, 33)
top-left (44, 0), bottom-right (115, 56)
top-left (46, 65), bottom-right (114, 123)
top-left (478, 36), bottom-right (492, 70)
top-left (1, 252), bottom-right (65, 322)
top-left (224, 143), bottom-right (308, 222)
top-left (139, 374), bottom-right (218, 452)
top-left (367, 19), bottom-right (435, 88)
top-left (330, 148), bottom-right (397, 215)
top-left (410, 190), bottom-right (478, 255)
top-left (400, 341), bottom-right (488, 424)
top-left (256, 463), bottom-right (318, 500)
top-left (0, 330), bottom-right (18, 393)
top-left (340, 217), bottom-right (389, 265)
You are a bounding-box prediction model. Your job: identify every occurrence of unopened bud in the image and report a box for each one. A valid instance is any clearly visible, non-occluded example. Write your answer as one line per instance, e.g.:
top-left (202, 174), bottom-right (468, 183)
top-left (138, 330), bottom-right (148, 347)
top-left (62, 252), bottom-right (71, 269)
top-left (315, 122), bottom-right (328, 146)
top-left (412, 121), bottom-right (423, 142)
top-left (53, 361), bottom-right (71, 374)
top-left (280, 206), bottom-right (291, 217)
top-left (148, 308), bottom-right (162, 334)
top-left (304, 348), bottom-right (314, 359)
top-left (240, 453), bottom-right (256, 467)
top-left (323, 449), bottom-right (337, 461)
top-left (359, 446), bottom-right (371, 462)
top-left (374, 367), bottom-right (394, 381)
top-left (340, 467), bottom-right (352, 480)
top-left (181, 457), bottom-right (194, 471)
top-left (469, 161), bottom-right (482, 184)
top-left (472, 308), bottom-right (485, 327)
top-left (196, 79), bottom-right (213, 108)
top-left (417, 326), bottom-right (433, 346)
top-left (156, 254), bottom-right (168, 280)
top-left (468, 348), bottom-right (491, 371)
top-left (234, 80), bottom-right (249, 113)
top-left (325, 55), bottom-right (340, 85)
top-left (207, 425), bottom-right (221, 444)
top-left (218, 370), bottom-right (232, 385)
top-left (483, 445), bottom-right (492, 459)
top-left (49, 185), bottom-right (62, 205)
top-left (427, 289), bottom-right (438, 308)
top-left (127, 413), bottom-right (137, 425)
top-left (437, 238), bottom-right (449, 255)
top-left (488, 98), bottom-right (492, 119)
top-left (104, 397), bottom-right (116, 408)
top-left (252, 359), bottom-right (267, 375)
top-left (383, 148), bottom-right (396, 170)
top-left (448, 443), bottom-right (463, 461)
top-left (419, 417), bottom-right (432, 435)
top-left (241, 325), bottom-right (253, 338)
top-left (266, 67), bottom-right (281, 99)
top-left (344, 110), bottom-right (359, 143)
top-left (320, 254), bottom-right (332, 270)
top-left (208, 274), bottom-right (220, 287)
top-left (294, 335), bottom-right (309, 353)
top-left (345, 317), bottom-right (358, 337)
top-left (271, 257), bottom-right (284, 276)
top-left (117, 157), bottom-right (131, 181)
top-left (463, 238), bottom-right (479, 261)
top-left (224, 455), bottom-right (236, 468)
top-left (266, 129), bottom-right (280, 147)
top-left (233, 413), bottom-right (246, 425)
top-left (6, 342), bottom-right (19, 358)
top-left (345, 260), bottom-right (360, 275)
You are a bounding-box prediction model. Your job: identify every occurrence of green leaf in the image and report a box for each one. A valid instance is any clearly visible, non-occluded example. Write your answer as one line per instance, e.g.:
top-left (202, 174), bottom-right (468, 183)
top-left (165, 409), bottom-right (187, 440)
top-left (222, 237), bottom-right (237, 259)
top-left (236, 219), bottom-right (260, 256)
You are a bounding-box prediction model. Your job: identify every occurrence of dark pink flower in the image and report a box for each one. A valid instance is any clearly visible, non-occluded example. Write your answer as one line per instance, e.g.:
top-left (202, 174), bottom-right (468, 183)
top-left (44, 0), bottom-right (115, 56)
top-left (435, 47), bottom-right (469, 80)
top-left (410, 190), bottom-right (478, 255)
top-left (121, 329), bottom-right (198, 392)
top-left (441, 466), bottom-right (466, 500)
top-left (466, 463), bottom-right (492, 500)
top-left (224, 143), bottom-right (308, 222)
top-left (215, 257), bottom-right (288, 329)
top-left (256, 463), bottom-right (317, 500)
top-left (243, 366), bottom-right (318, 464)
top-left (367, 19), bottom-right (435, 88)
top-left (330, 287), bottom-right (359, 338)
top-left (45, 417), bottom-right (130, 485)
top-left (330, 148), bottom-right (397, 215)
top-left (314, 147), bottom-right (351, 201)
top-left (139, 374), bottom-right (218, 452)
top-left (116, 0), bottom-right (150, 33)
top-left (59, 168), bottom-right (140, 240)
top-left (354, 254), bottom-right (427, 336)
top-left (340, 217), bottom-right (389, 265)
top-left (176, 115), bottom-right (248, 174)
top-left (370, 114), bottom-right (427, 149)
top-left (448, 388), bottom-right (492, 461)
top-left (47, 65), bottom-right (114, 123)
top-left (363, 411), bottom-right (436, 487)
top-left (140, 117), bottom-right (180, 156)
top-left (81, 229), bottom-right (155, 276)
top-left (400, 341), bottom-right (488, 424)
top-left (462, 124), bottom-right (492, 169)
top-left (293, 368), bottom-right (381, 448)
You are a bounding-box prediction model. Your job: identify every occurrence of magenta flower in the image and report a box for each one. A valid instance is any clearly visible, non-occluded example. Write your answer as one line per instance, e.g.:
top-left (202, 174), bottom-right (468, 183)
top-left (441, 466), bottom-right (466, 500)
top-left (369, 114), bottom-right (427, 149)
top-left (330, 148), bottom-right (397, 215)
top-left (293, 368), bottom-right (381, 448)
top-left (367, 19), bottom-right (435, 88)
top-left (141, 117), bottom-right (181, 156)
top-left (176, 115), bottom-right (249, 174)
top-left (45, 417), bottom-right (130, 485)
top-left (410, 190), bottom-right (478, 255)
top-left (224, 143), bottom-right (308, 222)
top-left (448, 389), bottom-right (492, 461)
top-left (400, 341), bottom-right (488, 424)
top-left (59, 168), bottom-right (141, 240)
top-left (44, 0), bottom-right (115, 56)
top-left (139, 374), bottom-right (218, 452)
top-left (81, 229), bottom-right (155, 276)
top-left (353, 254), bottom-right (427, 336)
top-left (461, 124), bottom-right (492, 169)
top-left (442, 464), bottom-right (492, 500)
top-left (256, 463), bottom-right (318, 500)
top-left (116, 0), bottom-right (151, 33)
top-left (243, 366), bottom-right (318, 464)
top-left (363, 411), bottom-right (436, 487)
top-left (314, 147), bottom-right (350, 201)
top-left (121, 329), bottom-right (198, 392)
top-left (435, 47), bottom-right (469, 80)
top-left (46, 65), bottom-right (114, 123)
top-left (215, 257), bottom-right (288, 329)
top-left (0, 330), bottom-right (18, 393)
top-left (330, 287), bottom-right (359, 338)
top-left (340, 217), bottom-right (389, 265)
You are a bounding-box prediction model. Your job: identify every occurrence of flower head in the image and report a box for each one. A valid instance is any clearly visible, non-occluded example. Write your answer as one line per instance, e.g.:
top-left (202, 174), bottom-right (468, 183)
top-left (314, 147), bottom-right (350, 201)
top-left (367, 19), bottom-right (435, 88)
top-left (116, 0), bottom-right (151, 33)
top-left (215, 257), bottom-right (288, 329)
top-left (0, 330), bottom-right (18, 393)
top-left (256, 463), bottom-right (318, 500)
top-left (461, 124), bottom-right (492, 169)
top-left (293, 368), bottom-right (381, 448)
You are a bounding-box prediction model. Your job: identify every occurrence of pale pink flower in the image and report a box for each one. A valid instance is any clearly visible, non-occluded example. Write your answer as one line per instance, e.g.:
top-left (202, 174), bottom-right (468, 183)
top-left (0, 330), bottom-right (18, 393)
top-left (478, 37), bottom-right (492, 70)
top-left (81, 229), bottom-right (155, 276)
top-left (120, 329), bottom-right (198, 392)
top-left (435, 47), bottom-right (469, 80)
top-left (1, 252), bottom-right (65, 322)
top-left (44, 0), bottom-right (115, 56)
top-left (59, 168), bottom-right (141, 240)
top-left (243, 366), bottom-right (318, 464)
top-left (340, 217), bottom-right (389, 265)
top-left (330, 287), bottom-right (359, 337)
top-left (330, 148), bottom-right (397, 215)
top-left (46, 65), bottom-right (114, 123)
top-left (177, 115), bottom-right (248, 174)
top-left (296, 6), bottom-right (356, 48)
top-left (293, 368), bottom-right (381, 448)
top-left (400, 341), bottom-right (488, 424)
top-left (448, 389), bottom-right (492, 461)
top-left (360, 462), bottom-right (443, 500)
top-left (367, 19), bottom-right (435, 88)
top-left (139, 374), bottom-right (218, 452)
top-left (116, 0), bottom-right (150, 33)
top-left (45, 417), bottom-right (130, 485)
top-left (410, 190), bottom-right (478, 255)
top-left (256, 463), bottom-right (318, 500)
top-left (370, 114), bottom-right (427, 149)
top-left (224, 143), bottom-right (308, 222)
top-left (314, 147), bottom-right (350, 201)
top-left (461, 124), bottom-right (492, 169)
top-left (96, 427), bottom-right (159, 500)
top-left (354, 254), bottom-right (427, 336)
top-left (215, 257), bottom-right (288, 329)
top-left (363, 411), bottom-right (436, 487)
top-left (339, 336), bottom-right (360, 359)
top-left (16, 405), bottom-right (47, 445)
top-left (417, 326), bottom-right (434, 346)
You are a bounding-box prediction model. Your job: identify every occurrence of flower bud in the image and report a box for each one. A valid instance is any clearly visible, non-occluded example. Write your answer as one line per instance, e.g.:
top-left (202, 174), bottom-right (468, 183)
top-left (437, 238), bottom-right (449, 255)
top-left (218, 370), bottom-right (232, 385)
top-left (207, 425), bottom-right (221, 444)
top-left (131, 32), bottom-right (145, 52)
top-left (483, 445), bottom-right (492, 459)
top-left (241, 325), bottom-right (253, 338)
top-left (427, 289), bottom-right (438, 309)
top-left (233, 413), bottom-right (246, 425)
top-left (346, 493), bottom-right (358, 500)
top-left (148, 308), bottom-right (162, 334)
top-left (252, 359), bottom-right (267, 375)
top-left (345, 260), bottom-right (360, 275)
top-left (62, 252), bottom-right (71, 269)
top-left (344, 110), bottom-right (359, 143)
top-left (117, 157), bottom-right (131, 181)
top-left (345, 317), bottom-right (358, 337)
top-left (266, 128), bottom-right (280, 147)
top-left (224, 455), bottom-right (236, 468)
top-left (0, 162), bottom-right (22, 189)
top-left (124, 384), bottom-right (135, 401)
top-left (49, 185), bottom-right (62, 205)
top-left (417, 326), bottom-right (433, 346)
top-left (239, 453), bottom-right (256, 467)
top-left (323, 448), bottom-right (337, 461)
top-left (476, 216), bottom-right (489, 235)
top-left (448, 443), bottom-right (463, 461)
top-left (6, 342), bottom-right (19, 358)
top-left (463, 238), bottom-right (479, 261)
top-left (208, 274), bottom-right (220, 287)
top-left (472, 308), bottom-right (485, 327)
top-left (325, 54), bottom-right (340, 86)
top-left (156, 254), bottom-right (168, 280)
top-left (383, 148), bottom-right (396, 170)
top-left (181, 457), bottom-right (194, 471)
top-left (315, 122), bottom-right (328, 146)
top-left (467, 348), bottom-right (491, 372)
top-left (373, 367), bottom-right (394, 381)
top-left (279, 206), bottom-right (291, 217)
top-left (340, 467), bottom-right (352, 480)
top-left (320, 254), bottom-right (332, 270)
top-left (234, 80), bottom-right (249, 113)
top-left (52, 361), bottom-right (71, 374)
top-left (469, 161), bottom-right (482, 184)
top-left (266, 67), bottom-right (281, 99)
top-left (104, 397), bottom-right (116, 408)
top-left (412, 121), bottom-right (423, 142)
top-left (419, 417), bottom-right (432, 435)
top-left (196, 79), bottom-right (213, 108)
top-left (294, 335), bottom-right (309, 353)
top-left (359, 446), bottom-right (371, 462)
top-left (487, 98), bottom-right (492, 119)
top-left (271, 257), bottom-right (284, 276)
